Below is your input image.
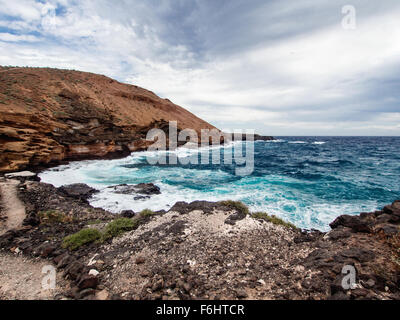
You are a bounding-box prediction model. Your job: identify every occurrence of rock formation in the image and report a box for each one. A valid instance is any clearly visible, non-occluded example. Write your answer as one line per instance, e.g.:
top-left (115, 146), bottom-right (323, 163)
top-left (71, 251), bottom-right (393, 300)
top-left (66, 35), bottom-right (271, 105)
top-left (0, 67), bottom-right (217, 172)
top-left (0, 178), bottom-right (398, 300)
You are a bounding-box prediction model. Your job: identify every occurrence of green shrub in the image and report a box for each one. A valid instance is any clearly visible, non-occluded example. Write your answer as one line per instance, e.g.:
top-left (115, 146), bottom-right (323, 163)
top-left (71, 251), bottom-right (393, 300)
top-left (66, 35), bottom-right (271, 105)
top-left (38, 210), bottom-right (71, 224)
top-left (218, 200), bottom-right (250, 216)
top-left (86, 219), bottom-right (103, 225)
top-left (139, 209), bottom-right (156, 218)
top-left (251, 212), bottom-right (298, 231)
top-left (62, 228), bottom-right (102, 251)
top-left (102, 218), bottom-right (137, 241)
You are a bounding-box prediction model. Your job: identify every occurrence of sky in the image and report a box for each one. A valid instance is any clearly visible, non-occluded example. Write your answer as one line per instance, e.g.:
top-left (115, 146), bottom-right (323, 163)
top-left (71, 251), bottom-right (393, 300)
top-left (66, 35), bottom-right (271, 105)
top-left (0, 0), bottom-right (399, 136)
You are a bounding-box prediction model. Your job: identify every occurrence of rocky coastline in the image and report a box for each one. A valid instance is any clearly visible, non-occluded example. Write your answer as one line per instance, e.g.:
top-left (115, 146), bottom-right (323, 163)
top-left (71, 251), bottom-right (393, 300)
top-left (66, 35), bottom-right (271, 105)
top-left (0, 67), bottom-right (398, 300)
top-left (0, 172), bottom-right (399, 300)
top-left (0, 67), bottom-right (273, 174)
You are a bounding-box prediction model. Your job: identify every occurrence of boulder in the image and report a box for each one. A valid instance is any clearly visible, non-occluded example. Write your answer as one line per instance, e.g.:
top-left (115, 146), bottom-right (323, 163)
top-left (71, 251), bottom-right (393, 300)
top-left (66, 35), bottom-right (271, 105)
top-left (4, 171), bottom-right (38, 182)
top-left (374, 224), bottom-right (399, 237)
top-left (235, 289), bottom-right (248, 299)
top-left (340, 248), bottom-right (375, 262)
top-left (78, 274), bottom-right (99, 290)
top-left (135, 183), bottom-right (161, 195)
top-left (108, 183), bottom-right (161, 198)
top-left (225, 211), bottom-right (247, 225)
top-left (329, 215), bottom-right (372, 233)
top-left (383, 202), bottom-right (400, 217)
top-left (169, 201), bottom-right (223, 215)
top-left (121, 210), bottom-right (135, 218)
top-left (324, 227), bottom-right (352, 241)
top-left (95, 289), bottom-right (109, 300)
top-left (64, 260), bottom-right (85, 280)
top-left (58, 184), bottom-right (99, 201)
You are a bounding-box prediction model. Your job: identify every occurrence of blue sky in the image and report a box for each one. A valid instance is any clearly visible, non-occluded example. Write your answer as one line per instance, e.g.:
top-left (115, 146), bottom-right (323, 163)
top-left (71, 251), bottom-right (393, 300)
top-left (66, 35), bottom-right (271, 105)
top-left (0, 0), bottom-right (399, 136)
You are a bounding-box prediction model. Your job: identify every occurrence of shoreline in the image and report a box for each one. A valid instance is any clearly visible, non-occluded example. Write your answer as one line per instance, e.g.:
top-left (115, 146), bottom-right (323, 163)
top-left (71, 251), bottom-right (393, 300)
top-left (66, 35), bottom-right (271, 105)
top-left (7, 136), bottom-right (273, 175)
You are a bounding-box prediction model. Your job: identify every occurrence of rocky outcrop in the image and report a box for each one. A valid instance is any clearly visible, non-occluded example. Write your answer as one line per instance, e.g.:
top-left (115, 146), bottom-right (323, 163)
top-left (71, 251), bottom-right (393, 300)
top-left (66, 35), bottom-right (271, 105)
top-left (1, 178), bottom-right (398, 300)
top-left (233, 133), bottom-right (274, 141)
top-left (58, 184), bottom-right (99, 202)
top-left (330, 201), bottom-right (400, 236)
top-left (4, 171), bottom-right (38, 182)
top-left (108, 183), bottom-right (161, 201)
top-left (108, 183), bottom-right (161, 196)
top-left (0, 67), bottom-right (218, 173)
top-left (301, 200), bottom-right (400, 300)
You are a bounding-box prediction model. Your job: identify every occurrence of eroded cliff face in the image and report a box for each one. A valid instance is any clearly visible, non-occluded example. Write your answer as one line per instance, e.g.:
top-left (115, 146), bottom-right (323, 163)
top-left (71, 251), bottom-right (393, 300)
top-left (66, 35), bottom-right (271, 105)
top-left (0, 67), bottom-right (217, 172)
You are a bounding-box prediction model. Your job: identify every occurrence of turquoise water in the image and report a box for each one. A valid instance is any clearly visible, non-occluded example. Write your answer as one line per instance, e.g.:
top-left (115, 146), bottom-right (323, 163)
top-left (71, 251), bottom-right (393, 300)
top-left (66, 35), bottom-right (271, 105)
top-left (39, 137), bottom-right (400, 231)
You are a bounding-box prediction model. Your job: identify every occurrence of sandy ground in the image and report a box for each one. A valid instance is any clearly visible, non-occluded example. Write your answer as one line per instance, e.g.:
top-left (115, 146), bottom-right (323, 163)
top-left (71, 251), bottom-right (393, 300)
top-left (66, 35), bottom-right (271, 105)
top-left (0, 179), bottom-right (26, 236)
top-left (0, 252), bottom-right (69, 300)
top-left (0, 179), bottom-right (69, 300)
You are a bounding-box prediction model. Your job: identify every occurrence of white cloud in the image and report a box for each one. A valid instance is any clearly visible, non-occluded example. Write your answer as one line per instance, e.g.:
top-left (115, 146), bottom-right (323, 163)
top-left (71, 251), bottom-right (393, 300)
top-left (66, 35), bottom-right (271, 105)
top-left (0, 0), bottom-right (42, 21)
top-left (0, 33), bottom-right (39, 42)
top-left (0, 0), bottom-right (399, 135)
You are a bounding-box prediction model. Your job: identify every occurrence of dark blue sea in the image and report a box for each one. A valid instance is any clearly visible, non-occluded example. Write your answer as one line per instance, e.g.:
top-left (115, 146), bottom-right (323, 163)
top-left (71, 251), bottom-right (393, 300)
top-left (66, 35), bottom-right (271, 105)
top-left (39, 136), bottom-right (400, 231)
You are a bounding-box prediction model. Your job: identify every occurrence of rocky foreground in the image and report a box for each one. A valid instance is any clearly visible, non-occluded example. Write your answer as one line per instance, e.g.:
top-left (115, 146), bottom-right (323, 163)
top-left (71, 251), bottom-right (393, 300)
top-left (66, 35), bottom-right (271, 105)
top-left (0, 175), bottom-right (399, 300)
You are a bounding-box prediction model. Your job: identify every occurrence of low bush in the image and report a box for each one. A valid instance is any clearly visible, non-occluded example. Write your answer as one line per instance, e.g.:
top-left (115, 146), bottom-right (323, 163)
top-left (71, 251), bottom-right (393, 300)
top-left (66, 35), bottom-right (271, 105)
top-left (38, 210), bottom-right (72, 224)
top-left (102, 218), bottom-right (137, 241)
top-left (218, 200), bottom-right (250, 216)
top-left (251, 212), bottom-right (298, 231)
top-left (62, 228), bottom-right (102, 251)
top-left (139, 209), bottom-right (156, 218)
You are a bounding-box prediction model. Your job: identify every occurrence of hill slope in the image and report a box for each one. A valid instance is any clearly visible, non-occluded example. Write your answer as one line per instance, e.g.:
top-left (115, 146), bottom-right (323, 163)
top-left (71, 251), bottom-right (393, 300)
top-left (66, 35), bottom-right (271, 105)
top-left (0, 67), bottom-right (217, 172)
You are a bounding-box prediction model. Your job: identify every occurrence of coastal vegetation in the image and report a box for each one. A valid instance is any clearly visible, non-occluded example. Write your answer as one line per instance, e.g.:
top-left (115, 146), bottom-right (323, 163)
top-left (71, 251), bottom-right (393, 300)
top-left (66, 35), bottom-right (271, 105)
top-left (62, 228), bottom-right (102, 251)
top-left (218, 200), bottom-right (250, 216)
top-left (139, 209), bottom-right (157, 218)
top-left (251, 211), bottom-right (299, 231)
top-left (62, 212), bottom-right (160, 250)
top-left (102, 218), bottom-right (137, 241)
top-left (218, 200), bottom-right (297, 230)
top-left (38, 210), bottom-right (73, 225)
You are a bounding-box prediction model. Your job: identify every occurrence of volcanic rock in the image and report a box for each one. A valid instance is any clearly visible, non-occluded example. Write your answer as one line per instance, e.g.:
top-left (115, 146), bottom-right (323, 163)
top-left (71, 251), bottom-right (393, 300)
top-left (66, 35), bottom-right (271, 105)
top-left (58, 183), bottom-right (99, 201)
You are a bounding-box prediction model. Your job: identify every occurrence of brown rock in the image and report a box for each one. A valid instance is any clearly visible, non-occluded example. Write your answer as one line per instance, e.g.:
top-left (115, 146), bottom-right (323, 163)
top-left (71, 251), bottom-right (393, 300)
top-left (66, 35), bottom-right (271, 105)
top-left (0, 67), bottom-right (218, 173)
top-left (235, 289), bottom-right (248, 299)
top-left (78, 274), bottom-right (99, 290)
top-left (135, 256), bottom-right (146, 264)
top-left (64, 261), bottom-right (85, 280)
top-left (95, 289), bottom-right (109, 300)
top-left (329, 215), bottom-right (371, 233)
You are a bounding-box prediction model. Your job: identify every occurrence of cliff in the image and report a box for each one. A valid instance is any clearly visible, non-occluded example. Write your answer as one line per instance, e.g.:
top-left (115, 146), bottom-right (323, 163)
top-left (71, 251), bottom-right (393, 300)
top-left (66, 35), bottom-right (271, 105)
top-left (0, 66), bottom-right (217, 172)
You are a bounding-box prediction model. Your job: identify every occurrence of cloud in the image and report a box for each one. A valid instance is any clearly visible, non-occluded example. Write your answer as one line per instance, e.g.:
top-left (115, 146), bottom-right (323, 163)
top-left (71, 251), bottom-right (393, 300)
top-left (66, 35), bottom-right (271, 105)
top-left (0, 33), bottom-right (40, 42)
top-left (0, 0), bottom-right (399, 135)
top-left (0, 0), bottom-right (42, 21)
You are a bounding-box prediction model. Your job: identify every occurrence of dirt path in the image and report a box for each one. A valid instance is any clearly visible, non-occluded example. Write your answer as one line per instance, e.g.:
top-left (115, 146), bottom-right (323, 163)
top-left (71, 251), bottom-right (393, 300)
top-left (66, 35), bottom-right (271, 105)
top-left (0, 179), bottom-right (26, 236)
top-left (0, 179), bottom-right (71, 300)
top-left (0, 252), bottom-right (69, 300)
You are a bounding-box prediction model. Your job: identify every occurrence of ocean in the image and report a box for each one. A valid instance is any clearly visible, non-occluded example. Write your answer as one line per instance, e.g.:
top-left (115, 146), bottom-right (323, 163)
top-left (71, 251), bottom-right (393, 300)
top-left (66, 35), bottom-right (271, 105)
top-left (39, 136), bottom-right (400, 231)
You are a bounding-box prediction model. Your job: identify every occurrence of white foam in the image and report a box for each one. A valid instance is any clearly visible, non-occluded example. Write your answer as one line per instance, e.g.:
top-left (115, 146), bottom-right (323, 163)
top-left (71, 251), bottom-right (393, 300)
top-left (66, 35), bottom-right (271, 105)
top-left (266, 139), bottom-right (286, 143)
top-left (38, 145), bottom-right (381, 231)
